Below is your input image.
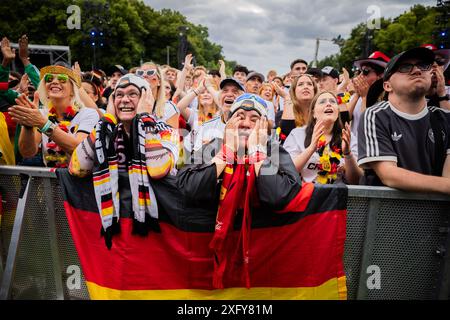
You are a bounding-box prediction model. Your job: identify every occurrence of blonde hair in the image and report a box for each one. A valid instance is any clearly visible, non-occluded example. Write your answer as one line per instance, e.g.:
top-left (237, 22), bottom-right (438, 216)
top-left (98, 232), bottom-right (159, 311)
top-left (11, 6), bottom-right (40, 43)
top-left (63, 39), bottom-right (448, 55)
top-left (267, 69), bottom-right (277, 78)
top-left (141, 62), bottom-right (167, 118)
top-left (289, 74), bottom-right (318, 128)
top-left (259, 82), bottom-right (275, 101)
top-left (197, 83), bottom-right (219, 123)
top-left (37, 78), bottom-right (83, 110)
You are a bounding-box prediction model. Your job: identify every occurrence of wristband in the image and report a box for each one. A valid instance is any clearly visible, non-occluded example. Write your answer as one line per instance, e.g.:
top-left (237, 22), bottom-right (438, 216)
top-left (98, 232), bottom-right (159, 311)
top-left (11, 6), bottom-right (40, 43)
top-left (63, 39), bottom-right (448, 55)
top-left (437, 94), bottom-right (449, 102)
top-left (343, 152), bottom-right (352, 158)
top-left (37, 120), bottom-right (52, 134)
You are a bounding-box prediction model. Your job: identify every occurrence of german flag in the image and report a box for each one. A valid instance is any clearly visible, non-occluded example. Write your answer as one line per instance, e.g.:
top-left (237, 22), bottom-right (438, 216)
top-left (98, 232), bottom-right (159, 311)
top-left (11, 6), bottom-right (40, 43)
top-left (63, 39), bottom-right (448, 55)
top-left (57, 169), bottom-right (347, 300)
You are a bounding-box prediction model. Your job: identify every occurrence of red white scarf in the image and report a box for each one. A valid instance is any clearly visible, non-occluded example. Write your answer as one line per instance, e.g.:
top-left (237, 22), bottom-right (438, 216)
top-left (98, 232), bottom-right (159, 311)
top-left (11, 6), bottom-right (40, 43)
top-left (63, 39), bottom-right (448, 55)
top-left (209, 146), bottom-right (265, 289)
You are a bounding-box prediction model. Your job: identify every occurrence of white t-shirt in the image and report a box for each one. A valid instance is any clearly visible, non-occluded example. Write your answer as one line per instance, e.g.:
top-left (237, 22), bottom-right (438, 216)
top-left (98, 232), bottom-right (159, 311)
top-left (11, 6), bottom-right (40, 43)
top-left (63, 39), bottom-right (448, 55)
top-left (192, 115), bottom-right (226, 152)
top-left (157, 101), bottom-right (180, 123)
top-left (40, 107), bottom-right (99, 166)
top-left (264, 100), bottom-right (276, 122)
top-left (283, 126), bottom-right (346, 183)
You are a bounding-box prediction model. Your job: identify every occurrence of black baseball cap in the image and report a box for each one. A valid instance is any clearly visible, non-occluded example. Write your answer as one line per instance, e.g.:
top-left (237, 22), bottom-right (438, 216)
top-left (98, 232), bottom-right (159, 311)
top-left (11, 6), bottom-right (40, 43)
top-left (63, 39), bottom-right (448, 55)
top-left (109, 64), bottom-right (128, 76)
top-left (219, 77), bottom-right (245, 91)
top-left (321, 66), bottom-right (340, 79)
top-left (383, 47), bottom-right (435, 81)
top-left (306, 67), bottom-right (323, 79)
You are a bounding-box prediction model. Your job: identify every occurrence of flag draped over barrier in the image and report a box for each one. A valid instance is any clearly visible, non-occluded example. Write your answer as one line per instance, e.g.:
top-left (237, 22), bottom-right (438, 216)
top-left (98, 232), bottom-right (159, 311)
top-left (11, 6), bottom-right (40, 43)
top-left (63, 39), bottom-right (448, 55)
top-left (57, 169), bottom-right (347, 300)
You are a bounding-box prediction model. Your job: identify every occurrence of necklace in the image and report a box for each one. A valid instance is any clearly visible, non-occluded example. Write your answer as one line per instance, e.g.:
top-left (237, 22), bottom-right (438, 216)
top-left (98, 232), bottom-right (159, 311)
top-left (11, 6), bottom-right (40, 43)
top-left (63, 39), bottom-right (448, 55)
top-left (316, 135), bottom-right (342, 184)
top-left (44, 103), bottom-right (79, 168)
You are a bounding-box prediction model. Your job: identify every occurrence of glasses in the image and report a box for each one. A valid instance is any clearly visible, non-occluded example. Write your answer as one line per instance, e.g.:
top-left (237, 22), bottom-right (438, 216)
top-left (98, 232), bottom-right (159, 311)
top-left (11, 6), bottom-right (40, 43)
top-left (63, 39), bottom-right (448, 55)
top-left (44, 73), bottom-right (69, 83)
top-left (361, 68), bottom-right (374, 76)
top-left (396, 62), bottom-right (432, 74)
top-left (135, 69), bottom-right (157, 77)
top-left (115, 91), bottom-right (140, 100)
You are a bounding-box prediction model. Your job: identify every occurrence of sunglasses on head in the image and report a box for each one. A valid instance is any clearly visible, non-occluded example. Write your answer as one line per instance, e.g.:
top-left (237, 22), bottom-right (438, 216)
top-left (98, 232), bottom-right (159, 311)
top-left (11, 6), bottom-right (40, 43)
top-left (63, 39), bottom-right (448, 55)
top-left (135, 69), bottom-right (157, 77)
top-left (44, 73), bottom-right (69, 83)
top-left (396, 62), bottom-right (432, 74)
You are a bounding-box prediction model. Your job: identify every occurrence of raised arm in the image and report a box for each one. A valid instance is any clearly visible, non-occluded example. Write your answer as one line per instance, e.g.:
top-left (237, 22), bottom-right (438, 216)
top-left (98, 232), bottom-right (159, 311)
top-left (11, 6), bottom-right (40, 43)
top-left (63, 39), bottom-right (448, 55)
top-left (173, 54), bottom-right (194, 101)
top-left (341, 122), bottom-right (362, 184)
top-left (218, 60), bottom-right (227, 80)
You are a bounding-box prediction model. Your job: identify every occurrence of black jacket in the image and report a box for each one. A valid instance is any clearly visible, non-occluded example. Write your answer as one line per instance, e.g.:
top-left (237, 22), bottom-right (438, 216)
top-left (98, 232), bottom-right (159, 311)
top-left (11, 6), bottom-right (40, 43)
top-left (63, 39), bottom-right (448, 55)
top-left (177, 138), bottom-right (302, 212)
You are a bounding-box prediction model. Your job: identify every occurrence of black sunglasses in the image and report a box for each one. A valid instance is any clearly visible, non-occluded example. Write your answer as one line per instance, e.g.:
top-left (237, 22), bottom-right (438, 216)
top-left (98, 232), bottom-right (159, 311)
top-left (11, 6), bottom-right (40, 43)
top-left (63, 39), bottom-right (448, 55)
top-left (361, 68), bottom-right (374, 76)
top-left (435, 57), bottom-right (447, 67)
top-left (396, 62), bottom-right (432, 73)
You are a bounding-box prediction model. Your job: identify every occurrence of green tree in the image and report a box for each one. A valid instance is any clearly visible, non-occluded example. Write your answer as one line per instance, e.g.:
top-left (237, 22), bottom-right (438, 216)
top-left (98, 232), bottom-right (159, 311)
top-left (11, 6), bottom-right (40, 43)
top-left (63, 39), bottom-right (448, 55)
top-left (0, 0), bottom-right (235, 72)
top-left (317, 4), bottom-right (437, 74)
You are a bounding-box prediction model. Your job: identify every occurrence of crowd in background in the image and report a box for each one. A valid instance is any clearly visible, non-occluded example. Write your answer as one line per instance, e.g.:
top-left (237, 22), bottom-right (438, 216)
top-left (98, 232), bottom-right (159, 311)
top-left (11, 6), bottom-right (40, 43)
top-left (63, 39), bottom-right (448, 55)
top-left (0, 34), bottom-right (449, 195)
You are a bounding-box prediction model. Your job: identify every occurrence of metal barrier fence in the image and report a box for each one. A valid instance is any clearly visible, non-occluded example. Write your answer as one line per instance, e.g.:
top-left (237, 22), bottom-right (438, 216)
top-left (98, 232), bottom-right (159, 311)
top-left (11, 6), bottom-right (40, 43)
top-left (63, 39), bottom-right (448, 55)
top-left (0, 165), bottom-right (449, 300)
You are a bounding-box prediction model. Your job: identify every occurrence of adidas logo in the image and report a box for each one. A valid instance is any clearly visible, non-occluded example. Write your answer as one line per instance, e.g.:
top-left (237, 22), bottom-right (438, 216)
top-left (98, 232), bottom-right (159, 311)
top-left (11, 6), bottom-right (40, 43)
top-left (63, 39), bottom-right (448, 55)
top-left (391, 132), bottom-right (402, 142)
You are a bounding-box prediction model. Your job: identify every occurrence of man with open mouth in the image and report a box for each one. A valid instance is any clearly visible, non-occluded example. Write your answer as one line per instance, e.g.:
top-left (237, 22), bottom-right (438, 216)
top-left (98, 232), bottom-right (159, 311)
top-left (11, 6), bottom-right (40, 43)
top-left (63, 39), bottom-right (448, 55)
top-left (190, 77), bottom-right (245, 154)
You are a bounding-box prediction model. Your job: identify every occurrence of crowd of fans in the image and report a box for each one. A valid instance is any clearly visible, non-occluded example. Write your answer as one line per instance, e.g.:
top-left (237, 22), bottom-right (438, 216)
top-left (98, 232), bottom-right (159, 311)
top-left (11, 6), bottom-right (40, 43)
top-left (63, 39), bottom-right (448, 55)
top-left (0, 34), bottom-right (449, 196)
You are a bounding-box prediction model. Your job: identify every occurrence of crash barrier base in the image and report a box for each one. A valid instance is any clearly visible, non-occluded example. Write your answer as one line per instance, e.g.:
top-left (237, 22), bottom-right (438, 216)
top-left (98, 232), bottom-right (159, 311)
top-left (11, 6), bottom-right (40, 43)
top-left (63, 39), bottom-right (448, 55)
top-left (0, 166), bottom-right (449, 300)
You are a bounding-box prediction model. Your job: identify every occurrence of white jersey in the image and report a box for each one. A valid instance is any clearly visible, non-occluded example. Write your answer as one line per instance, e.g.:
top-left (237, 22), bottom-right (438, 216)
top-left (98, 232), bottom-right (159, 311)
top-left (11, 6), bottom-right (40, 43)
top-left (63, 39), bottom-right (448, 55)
top-left (283, 126), bottom-right (346, 183)
top-left (192, 115), bottom-right (226, 152)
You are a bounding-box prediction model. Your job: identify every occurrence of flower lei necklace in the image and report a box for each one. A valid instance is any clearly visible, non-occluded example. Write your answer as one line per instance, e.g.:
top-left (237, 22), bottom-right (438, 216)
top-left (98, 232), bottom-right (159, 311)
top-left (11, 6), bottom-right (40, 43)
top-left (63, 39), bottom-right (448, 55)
top-left (44, 102), bottom-right (79, 168)
top-left (316, 135), bottom-right (342, 184)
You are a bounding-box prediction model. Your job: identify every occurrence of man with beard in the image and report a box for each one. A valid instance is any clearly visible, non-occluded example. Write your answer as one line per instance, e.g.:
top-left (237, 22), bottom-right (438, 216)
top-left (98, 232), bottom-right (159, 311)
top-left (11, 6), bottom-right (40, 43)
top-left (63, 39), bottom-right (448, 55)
top-left (358, 47), bottom-right (450, 195)
top-left (191, 77), bottom-right (244, 152)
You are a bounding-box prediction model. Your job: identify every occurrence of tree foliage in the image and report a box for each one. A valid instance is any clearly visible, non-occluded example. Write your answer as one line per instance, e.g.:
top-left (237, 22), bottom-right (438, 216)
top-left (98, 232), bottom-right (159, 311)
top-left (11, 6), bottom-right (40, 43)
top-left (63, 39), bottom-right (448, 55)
top-left (0, 0), bottom-right (232, 71)
top-left (317, 5), bottom-right (438, 73)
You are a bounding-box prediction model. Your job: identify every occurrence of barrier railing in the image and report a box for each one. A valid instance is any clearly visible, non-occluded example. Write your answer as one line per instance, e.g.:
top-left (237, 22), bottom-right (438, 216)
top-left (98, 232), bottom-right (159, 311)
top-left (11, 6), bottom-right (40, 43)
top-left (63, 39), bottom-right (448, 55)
top-left (0, 165), bottom-right (449, 300)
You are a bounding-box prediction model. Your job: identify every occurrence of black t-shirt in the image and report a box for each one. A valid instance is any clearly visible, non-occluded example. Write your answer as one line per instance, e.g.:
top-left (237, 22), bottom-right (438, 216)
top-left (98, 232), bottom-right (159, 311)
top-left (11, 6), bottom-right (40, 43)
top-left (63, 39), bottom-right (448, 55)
top-left (357, 101), bottom-right (450, 186)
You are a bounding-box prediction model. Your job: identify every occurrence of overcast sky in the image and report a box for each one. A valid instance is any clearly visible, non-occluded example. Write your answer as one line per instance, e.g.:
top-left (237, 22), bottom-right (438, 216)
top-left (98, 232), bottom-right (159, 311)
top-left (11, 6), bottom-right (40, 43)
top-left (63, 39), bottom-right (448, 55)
top-left (145, 0), bottom-right (436, 76)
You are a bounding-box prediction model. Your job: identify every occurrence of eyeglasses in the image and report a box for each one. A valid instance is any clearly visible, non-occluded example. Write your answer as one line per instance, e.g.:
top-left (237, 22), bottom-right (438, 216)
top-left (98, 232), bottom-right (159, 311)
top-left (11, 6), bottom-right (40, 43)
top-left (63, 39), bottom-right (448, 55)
top-left (135, 69), bottom-right (157, 77)
top-left (115, 91), bottom-right (140, 100)
top-left (396, 62), bottom-right (432, 74)
top-left (44, 73), bottom-right (69, 83)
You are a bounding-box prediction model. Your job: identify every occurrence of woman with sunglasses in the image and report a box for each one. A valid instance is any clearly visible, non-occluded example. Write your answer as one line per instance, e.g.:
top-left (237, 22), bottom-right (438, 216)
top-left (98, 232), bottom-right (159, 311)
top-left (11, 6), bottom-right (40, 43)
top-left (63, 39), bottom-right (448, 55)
top-left (8, 64), bottom-right (99, 168)
top-left (135, 62), bottom-right (180, 129)
top-left (284, 91), bottom-right (362, 185)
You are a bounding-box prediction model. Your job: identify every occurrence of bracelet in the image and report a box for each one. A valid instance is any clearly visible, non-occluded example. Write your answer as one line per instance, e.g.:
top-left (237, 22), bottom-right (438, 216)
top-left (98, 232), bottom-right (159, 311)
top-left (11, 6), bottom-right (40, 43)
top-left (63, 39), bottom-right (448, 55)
top-left (343, 152), bottom-right (352, 158)
top-left (37, 120), bottom-right (52, 134)
top-left (437, 94), bottom-right (449, 102)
